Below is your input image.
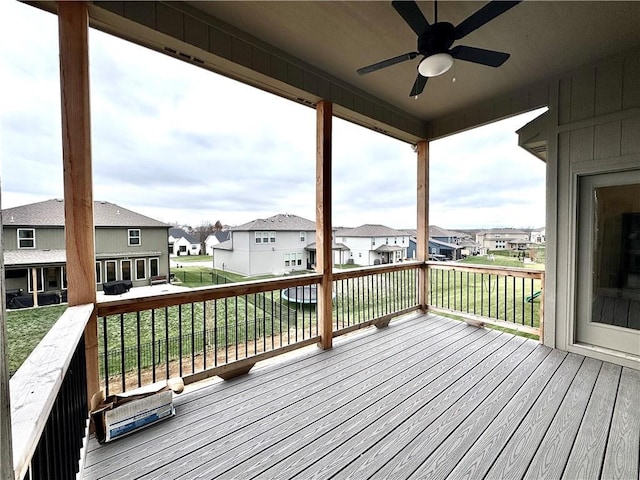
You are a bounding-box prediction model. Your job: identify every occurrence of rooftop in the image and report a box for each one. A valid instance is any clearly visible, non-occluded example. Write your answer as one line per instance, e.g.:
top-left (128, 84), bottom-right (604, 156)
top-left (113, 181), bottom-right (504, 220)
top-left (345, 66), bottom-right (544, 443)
top-left (233, 214), bottom-right (316, 232)
top-left (1, 199), bottom-right (169, 228)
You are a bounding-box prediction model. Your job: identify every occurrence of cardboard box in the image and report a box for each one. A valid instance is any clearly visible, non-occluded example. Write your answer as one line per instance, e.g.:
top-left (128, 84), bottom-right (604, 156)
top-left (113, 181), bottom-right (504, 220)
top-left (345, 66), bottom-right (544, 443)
top-left (91, 383), bottom-right (175, 443)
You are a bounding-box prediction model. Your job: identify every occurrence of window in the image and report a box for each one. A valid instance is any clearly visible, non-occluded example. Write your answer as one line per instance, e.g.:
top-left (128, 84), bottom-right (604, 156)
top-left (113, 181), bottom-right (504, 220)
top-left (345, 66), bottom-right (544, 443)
top-left (128, 229), bottom-right (141, 246)
top-left (402, 237), bottom-right (405, 244)
top-left (150, 258), bottom-right (159, 277)
top-left (386, 238), bottom-right (389, 244)
top-left (372, 238), bottom-right (376, 246)
top-left (135, 259), bottom-right (146, 280)
top-left (18, 229), bottom-right (35, 249)
top-left (394, 237), bottom-right (397, 244)
top-left (300, 232), bottom-right (306, 242)
top-left (61, 267), bottom-right (67, 289)
top-left (179, 245), bottom-right (187, 253)
top-left (96, 262), bottom-right (102, 284)
top-left (285, 252), bottom-right (302, 267)
top-left (255, 231), bottom-right (276, 244)
top-left (105, 261), bottom-right (117, 282)
top-left (121, 260), bottom-right (132, 281)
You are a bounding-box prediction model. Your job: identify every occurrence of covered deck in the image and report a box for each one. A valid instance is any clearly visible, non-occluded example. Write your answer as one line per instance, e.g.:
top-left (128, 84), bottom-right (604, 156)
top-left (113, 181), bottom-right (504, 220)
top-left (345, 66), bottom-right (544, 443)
top-left (84, 313), bottom-right (639, 480)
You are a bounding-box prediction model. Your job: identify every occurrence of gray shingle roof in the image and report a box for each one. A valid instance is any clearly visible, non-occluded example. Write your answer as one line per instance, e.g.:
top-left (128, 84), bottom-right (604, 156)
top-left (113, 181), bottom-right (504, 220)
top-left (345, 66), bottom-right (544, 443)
top-left (3, 249), bottom-right (67, 266)
top-left (169, 228), bottom-right (199, 244)
top-left (233, 214), bottom-right (315, 232)
top-left (335, 224), bottom-right (408, 238)
top-left (1, 199), bottom-right (169, 228)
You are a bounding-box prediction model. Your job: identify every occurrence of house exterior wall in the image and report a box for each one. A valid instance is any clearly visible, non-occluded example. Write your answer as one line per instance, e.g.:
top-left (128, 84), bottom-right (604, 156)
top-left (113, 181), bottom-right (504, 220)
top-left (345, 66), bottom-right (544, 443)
top-left (3, 225), bottom-right (170, 294)
top-left (550, 46), bottom-right (640, 368)
top-left (340, 235), bottom-right (409, 266)
top-left (2, 226), bottom-right (65, 250)
top-left (215, 230), bottom-right (315, 276)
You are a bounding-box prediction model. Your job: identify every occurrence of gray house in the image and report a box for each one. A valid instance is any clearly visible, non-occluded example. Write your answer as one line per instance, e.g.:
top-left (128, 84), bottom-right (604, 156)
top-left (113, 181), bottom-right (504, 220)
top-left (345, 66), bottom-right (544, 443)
top-left (2, 199), bottom-right (170, 305)
top-left (213, 213), bottom-right (317, 276)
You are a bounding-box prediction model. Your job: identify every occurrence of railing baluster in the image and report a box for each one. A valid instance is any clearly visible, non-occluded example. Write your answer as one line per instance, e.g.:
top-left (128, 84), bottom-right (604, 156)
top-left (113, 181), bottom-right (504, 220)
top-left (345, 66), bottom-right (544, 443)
top-left (136, 311), bottom-right (142, 387)
top-left (178, 304), bottom-right (183, 377)
top-left (119, 313), bottom-right (125, 392)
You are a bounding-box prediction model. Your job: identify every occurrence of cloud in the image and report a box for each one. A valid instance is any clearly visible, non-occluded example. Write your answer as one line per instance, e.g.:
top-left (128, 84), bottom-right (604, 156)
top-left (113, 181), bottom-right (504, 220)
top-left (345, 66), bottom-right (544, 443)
top-left (0, 2), bottom-right (545, 232)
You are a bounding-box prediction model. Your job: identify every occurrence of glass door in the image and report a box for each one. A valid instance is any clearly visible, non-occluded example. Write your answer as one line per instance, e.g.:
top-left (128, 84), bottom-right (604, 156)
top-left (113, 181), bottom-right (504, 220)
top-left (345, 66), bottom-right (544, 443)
top-left (576, 171), bottom-right (640, 356)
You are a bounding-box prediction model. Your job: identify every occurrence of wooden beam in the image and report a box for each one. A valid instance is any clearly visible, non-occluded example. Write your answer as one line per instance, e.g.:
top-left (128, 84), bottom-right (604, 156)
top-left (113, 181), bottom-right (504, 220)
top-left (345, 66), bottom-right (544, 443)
top-left (316, 100), bottom-right (333, 350)
top-left (0, 190), bottom-right (14, 480)
top-left (58, 1), bottom-right (99, 404)
top-left (416, 140), bottom-right (429, 310)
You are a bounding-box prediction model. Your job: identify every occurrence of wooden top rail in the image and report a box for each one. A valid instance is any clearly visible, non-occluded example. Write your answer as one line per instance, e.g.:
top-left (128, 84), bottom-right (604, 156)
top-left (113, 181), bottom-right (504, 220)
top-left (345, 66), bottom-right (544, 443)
top-left (9, 304), bottom-right (94, 480)
top-left (97, 273), bottom-right (323, 316)
top-left (425, 261), bottom-right (544, 280)
top-left (332, 261), bottom-right (423, 281)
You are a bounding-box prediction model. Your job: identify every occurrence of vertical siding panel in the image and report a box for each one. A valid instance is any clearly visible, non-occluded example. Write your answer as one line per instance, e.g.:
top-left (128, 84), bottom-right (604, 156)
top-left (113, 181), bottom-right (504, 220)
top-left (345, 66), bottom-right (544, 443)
top-left (570, 69), bottom-right (596, 122)
top-left (184, 15), bottom-right (209, 51)
top-left (621, 116), bottom-right (640, 155)
top-left (595, 58), bottom-right (624, 116)
top-left (156, 3), bottom-right (184, 41)
top-left (558, 77), bottom-right (572, 125)
top-left (209, 26), bottom-right (232, 60)
top-left (124, 2), bottom-right (155, 30)
top-left (622, 50), bottom-right (640, 109)
top-left (594, 121), bottom-right (622, 159)
top-left (569, 127), bottom-right (594, 163)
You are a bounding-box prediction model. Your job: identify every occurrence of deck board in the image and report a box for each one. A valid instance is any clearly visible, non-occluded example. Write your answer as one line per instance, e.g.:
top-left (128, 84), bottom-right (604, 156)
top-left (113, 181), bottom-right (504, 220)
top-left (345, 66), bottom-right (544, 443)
top-left (84, 313), bottom-right (640, 480)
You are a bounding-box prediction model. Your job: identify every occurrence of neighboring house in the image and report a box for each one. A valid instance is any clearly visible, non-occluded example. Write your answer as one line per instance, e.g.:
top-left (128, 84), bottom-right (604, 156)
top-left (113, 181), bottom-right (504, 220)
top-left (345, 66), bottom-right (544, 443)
top-left (204, 230), bottom-right (231, 255)
top-left (212, 214), bottom-right (318, 277)
top-left (406, 226), bottom-right (481, 261)
top-left (529, 227), bottom-right (546, 244)
top-left (336, 224), bottom-right (409, 266)
top-left (168, 228), bottom-right (201, 256)
top-left (1, 199), bottom-right (170, 304)
top-left (476, 228), bottom-right (531, 252)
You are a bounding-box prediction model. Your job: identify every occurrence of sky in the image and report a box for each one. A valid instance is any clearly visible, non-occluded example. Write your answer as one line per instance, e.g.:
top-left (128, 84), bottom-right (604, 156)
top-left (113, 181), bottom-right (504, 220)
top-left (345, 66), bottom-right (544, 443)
top-left (0, 1), bottom-right (546, 231)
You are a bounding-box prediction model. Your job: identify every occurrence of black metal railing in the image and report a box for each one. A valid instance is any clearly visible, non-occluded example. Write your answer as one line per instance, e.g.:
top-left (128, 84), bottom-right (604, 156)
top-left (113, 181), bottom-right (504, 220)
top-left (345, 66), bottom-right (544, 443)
top-left (9, 304), bottom-right (93, 480)
top-left (97, 276), bottom-right (320, 395)
top-left (333, 262), bottom-right (421, 333)
top-left (29, 335), bottom-right (88, 480)
top-left (427, 262), bottom-right (544, 334)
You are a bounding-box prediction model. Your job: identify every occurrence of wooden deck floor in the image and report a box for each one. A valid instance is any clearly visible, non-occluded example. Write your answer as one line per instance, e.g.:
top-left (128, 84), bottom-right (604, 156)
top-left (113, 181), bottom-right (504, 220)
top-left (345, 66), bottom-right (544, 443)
top-left (84, 313), bottom-right (640, 480)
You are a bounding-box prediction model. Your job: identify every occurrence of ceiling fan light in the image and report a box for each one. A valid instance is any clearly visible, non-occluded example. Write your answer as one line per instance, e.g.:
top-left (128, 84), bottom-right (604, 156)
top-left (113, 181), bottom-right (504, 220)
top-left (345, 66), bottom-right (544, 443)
top-left (418, 53), bottom-right (454, 77)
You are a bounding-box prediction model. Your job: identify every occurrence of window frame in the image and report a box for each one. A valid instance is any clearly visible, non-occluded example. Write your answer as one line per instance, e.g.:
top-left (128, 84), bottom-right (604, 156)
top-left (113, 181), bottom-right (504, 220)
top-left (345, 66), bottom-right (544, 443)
top-left (17, 228), bottom-right (35, 249)
top-left (95, 261), bottom-right (102, 285)
top-left (128, 229), bottom-right (141, 246)
top-left (149, 257), bottom-right (160, 277)
top-left (135, 258), bottom-right (146, 281)
top-left (121, 259), bottom-right (132, 281)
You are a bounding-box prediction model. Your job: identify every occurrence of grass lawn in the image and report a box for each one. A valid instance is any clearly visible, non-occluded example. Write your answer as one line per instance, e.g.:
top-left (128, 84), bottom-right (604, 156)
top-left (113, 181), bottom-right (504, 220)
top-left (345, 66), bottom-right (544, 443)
top-left (171, 255), bottom-right (211, 262)
top-left (460, 255), bottom-right (545, 270)
top-left (6, 304), bottom-right (68, 373)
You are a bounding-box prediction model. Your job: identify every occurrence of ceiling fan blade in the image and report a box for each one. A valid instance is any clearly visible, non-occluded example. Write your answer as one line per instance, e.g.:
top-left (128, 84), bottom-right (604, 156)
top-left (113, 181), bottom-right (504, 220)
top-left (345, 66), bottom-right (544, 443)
top-left (392, 1), bottom-right (430, 36)
top-left (450, 45), bottom-right (510, 67)
top-left (357, 52), bottom-right (419, 75)
top-left (453, 1), bottom-right (521, 40)
top-left (409, 74), bottom-right (428, 97)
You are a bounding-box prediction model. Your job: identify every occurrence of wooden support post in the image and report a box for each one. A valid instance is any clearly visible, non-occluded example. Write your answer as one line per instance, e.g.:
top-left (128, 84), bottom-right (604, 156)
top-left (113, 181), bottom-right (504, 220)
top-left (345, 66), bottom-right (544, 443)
top-left (58, 1), bottom-right (99, 404)
top-left (416, 140), bottom-right (429, 311)
top-left (31, 268), bottom-right (39, 307)
top-left (0, 189), bottom-right (14, 480)
top-left (316, 100), bottom-right (333, 350)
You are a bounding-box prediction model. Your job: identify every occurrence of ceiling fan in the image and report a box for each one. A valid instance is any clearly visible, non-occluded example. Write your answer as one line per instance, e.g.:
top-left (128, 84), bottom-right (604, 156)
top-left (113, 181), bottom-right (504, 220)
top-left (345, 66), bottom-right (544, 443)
top-left (357, 1), bottom-right (521, 97)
